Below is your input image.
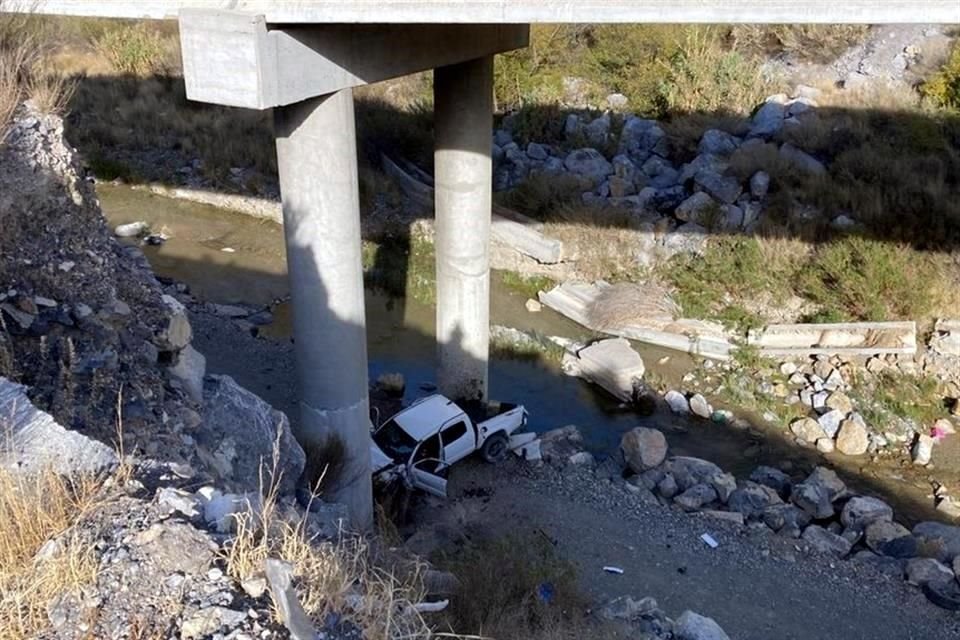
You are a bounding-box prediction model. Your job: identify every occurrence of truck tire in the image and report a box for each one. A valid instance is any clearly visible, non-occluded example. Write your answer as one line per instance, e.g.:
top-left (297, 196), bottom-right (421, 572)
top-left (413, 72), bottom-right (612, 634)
top-left (480, 432), bottom-right (509, 464)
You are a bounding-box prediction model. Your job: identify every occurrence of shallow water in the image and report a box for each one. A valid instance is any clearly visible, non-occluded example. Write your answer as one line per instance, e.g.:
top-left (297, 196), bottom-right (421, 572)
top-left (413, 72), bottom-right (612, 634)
top-left (97, 183), bottom-right (956, 524)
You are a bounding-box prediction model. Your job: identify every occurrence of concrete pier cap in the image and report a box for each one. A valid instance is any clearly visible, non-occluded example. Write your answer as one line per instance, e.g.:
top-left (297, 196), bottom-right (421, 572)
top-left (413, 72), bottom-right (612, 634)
top-left (9, 0), bottom-right (958, 529)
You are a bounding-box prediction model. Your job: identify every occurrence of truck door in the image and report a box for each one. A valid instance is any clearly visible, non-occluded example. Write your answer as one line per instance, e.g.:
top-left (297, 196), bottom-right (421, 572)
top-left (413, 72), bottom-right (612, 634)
top-left (439, 419), bottom-right (474, 465)
top-left (407, 434), bottom-right (448, 498)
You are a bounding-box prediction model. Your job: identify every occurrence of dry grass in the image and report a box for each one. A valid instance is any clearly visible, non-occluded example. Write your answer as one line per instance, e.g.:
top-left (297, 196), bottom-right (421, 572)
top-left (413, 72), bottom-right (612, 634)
top-left (729, 25), bottom-right (870, 63)
top-left (586, 281), bottom-right (678, 330)
top-left (543, 206), bottom-right (649, 282)
top-left (223, 457), bottom-right (437, 639)
top-left (0, 466), bottom-right (102, 639)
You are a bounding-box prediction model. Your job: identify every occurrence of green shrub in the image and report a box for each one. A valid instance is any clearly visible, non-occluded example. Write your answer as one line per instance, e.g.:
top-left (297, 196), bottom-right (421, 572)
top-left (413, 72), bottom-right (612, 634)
top-left (655, 27), bottom-right (770, 118)
top-left (798, 237), bottom-right (938, 322)
top-left (922, 42), bottom-right (960, 111)
top-left (94, 23), bottom-right (167, 75)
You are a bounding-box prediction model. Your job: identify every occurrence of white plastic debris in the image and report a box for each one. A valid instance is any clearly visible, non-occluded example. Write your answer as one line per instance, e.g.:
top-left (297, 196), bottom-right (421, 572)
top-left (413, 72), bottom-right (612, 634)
top-left (700, 533), bottom-right (719, 549)
top-left (411, 600), bottom-right (450, 614)
top-left (602, 566), bottom-right (624, 574)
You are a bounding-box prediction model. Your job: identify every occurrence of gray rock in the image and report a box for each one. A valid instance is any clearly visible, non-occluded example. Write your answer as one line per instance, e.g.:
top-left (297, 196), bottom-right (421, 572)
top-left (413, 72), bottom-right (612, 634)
top-left (675, 192), bottom-right (717, 224)
top-left (763, 503), bottom-right (811, 533)
top-left (689, 393), bottom-right (712, 419)
top-left (790, 417), bottom-right (827, 444)
top-left (865, 520), bottom-right (915, 557)
top-left (156, 487), bottom-right (201, 519)
top-left (836, 418), bottom-right (870, 456)
top-left (749, 171), bottom-right (770, 199)
top-left (657, 473), bottom-right (679, 499)
top-left (748, 97), bottom-right (787, 138)
top-left (698, 129), bottom-right (740, 156)
top-left (642, 155), bottom-right (679, 189)
top-left (674, 483), bottom-right (718, 511)
top-left (526, 142), bottom-right (549, 161)
top-left (0, 377), bottom-right (118, 476)
top-left (664, 390), bottom-right (690, 414)
top-left (621, 427), bottom-right (668, 473)
top-left (200, 375), bottom-right (305, 495)
top-left (721, 204), bottom-right (744, 230)
top-left (564, 114), bottom-right (581, 138)
top-left (168, 344), bottom-right (206, 403)
top-left (817, 409), bottom-right (845, 439)
top-left (728, 481), bottom-right (783, 519)
top-left (694, 170), bottom-right (742, 204)
top-left (792, 482), bottom-right (834, 519)
top-left (912, 434), bottom-right (935, 466)
top-left (905, 557), bottom-right (954, 587)
top-left (493, 129), bottom-right (512, 147)
top-left (564, 148), bottom-right (613, 186)
top-left (620, 116), bottom-right (668, 160)
top-left (749, 466), bottom-right (793, 499)
top-left (599, 595), bottom-right (659, 621)
top-left (912, 521), bottom-right (960, 562)
top-left (779, 143), bottom-right (827, 176)
top-left (711, 472), bottom-right (737, 504)
top-left (679, 153), bottom-right (729, 184)
top-left (156, 294), bottom-right (192, 351)
top-left (841, 496), bottom-right (894, 530)
top-left (181, 606), bottom-right (248, 638)
top-left (825, 391), bottom-right (854, 414)
top-left (675, 610), bottom-right (731, 640)
top-left (802, 524), bottom-right (853, 558)
top-left (805, 466), bottom-right (848, 501)
top-left (608, 175), bottom-right (636, 198)
top-left (265, 559), bottom-right (318, 640)
top-left (569, 450), bottom-right (596, 466)
top-left (612, 154), bottom-right (639, 182)
top-left (114, 221), bottom-right (148, 238)
top-left (585, 113), bottom-right (612, 146)
top-left (668, 456), bottom-right (724, 492)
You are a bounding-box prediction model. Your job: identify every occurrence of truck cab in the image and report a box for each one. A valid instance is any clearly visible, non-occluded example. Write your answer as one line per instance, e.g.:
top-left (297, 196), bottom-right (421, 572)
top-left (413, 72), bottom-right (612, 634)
top-left (370, 394), bottom-right (527, 497)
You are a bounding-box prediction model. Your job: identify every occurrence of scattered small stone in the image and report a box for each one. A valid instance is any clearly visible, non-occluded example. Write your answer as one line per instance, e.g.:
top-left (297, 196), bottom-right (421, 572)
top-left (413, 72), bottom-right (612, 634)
top-left (525, 298), bottom-right (542, 313)
top-left (674, 483), bottom-right (718, 511)
top-left (912, 434), bottom-right (935, 465)
top-left (790, 417), bottom-right (826, 444)
top-left (689, 393), bottom-right (713, 419)
top-left (836, 418), bottom-right (870, 456)
top-left (665, 390), bottom-right (690, 414)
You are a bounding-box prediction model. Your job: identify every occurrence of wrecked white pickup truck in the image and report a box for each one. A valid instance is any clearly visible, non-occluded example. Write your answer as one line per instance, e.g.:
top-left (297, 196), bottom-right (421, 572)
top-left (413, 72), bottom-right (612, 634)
top-left (370, 394), bottom-right (528, 497)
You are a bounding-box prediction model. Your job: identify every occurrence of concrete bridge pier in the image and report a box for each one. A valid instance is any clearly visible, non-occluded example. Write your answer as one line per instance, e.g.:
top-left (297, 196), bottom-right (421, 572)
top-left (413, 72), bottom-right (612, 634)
top-left (434, 56), bottom-right (494, 403)
top-left (274, 90), bottom-right (373, 528)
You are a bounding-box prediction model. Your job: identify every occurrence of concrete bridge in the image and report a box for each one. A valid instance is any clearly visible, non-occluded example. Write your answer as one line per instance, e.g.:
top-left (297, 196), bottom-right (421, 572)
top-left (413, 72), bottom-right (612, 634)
top-left (11, 1), bottom-right (960, 526)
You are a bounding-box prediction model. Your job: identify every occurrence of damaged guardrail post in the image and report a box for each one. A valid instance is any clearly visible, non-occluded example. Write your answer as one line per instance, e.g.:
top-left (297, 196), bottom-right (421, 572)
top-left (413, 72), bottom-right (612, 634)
top-left (434, 56), bottom-right (494, 402)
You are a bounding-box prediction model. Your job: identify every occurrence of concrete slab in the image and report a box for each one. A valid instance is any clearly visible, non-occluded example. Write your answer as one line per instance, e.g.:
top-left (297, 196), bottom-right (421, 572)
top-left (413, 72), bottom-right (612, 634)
top-left (13, 1), bottom-right (959, 24)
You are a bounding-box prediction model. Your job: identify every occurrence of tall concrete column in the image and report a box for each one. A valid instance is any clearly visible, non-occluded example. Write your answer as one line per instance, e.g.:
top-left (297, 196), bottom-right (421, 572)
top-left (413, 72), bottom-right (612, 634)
top-left (274, 90), bottom-right (372, 529)
top-left (434, 56), bottom-right (494, 402)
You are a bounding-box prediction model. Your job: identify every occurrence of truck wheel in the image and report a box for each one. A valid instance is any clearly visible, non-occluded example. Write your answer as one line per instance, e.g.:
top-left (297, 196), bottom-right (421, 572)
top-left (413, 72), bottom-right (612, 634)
top-left (481, 432), bottom-right (509, 464)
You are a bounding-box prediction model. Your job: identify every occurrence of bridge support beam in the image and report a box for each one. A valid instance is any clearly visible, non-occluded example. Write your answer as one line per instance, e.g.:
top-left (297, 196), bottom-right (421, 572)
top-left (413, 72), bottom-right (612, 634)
top-left (274, 89), bottom-right (373, 529)
top-left (434, 56), bottom-right (493, 402)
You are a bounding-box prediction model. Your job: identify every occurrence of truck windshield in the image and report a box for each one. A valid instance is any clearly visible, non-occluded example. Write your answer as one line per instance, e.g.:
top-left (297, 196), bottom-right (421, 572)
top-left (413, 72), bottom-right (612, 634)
top-left (373, 419), bottom-right (417, 462)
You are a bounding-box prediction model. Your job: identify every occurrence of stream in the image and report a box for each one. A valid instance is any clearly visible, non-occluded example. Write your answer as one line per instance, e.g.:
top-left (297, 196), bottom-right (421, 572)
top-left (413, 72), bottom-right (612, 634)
top-left (97, 183), bottom-right (955, 524)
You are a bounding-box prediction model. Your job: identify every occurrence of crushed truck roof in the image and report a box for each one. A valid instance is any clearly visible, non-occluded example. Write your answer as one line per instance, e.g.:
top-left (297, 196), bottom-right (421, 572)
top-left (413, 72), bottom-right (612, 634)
top-left (392, 395), bottom-right (464, 442)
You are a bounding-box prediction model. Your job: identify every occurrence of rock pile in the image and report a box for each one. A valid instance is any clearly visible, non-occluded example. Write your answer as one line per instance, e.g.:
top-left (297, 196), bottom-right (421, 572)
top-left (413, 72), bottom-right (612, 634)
top-left (492, 87), bottom-right (833, 266)
top-left (610, 426), bottom-right (960, 608)
top-left (599, 594), bottom-right (731, 640)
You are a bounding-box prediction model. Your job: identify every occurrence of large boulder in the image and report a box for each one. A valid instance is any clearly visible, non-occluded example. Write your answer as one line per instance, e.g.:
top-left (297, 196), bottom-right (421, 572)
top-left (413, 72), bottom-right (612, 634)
top-left (563, 148), bottom-right (613, 187)
top-left (802, 525), bottom-right (852, 558)
top-left (619, 116), bottom-right (668, 161)
top-left (905, 557), bottom-right (954, 587)
top-left (675, 611), bottom-right (731, 640)
top-left (748, 96), bottom-right (787, 138)
top-left (727, 481), bottom-right (783, 520)
top-left (0, 377), bottom-right (118, 476)
top-left (749, 466), bottom-right (793, 500)
top-left (620, 427), bottom-right (668, 473)
top-left (912, 522), bottom-right (960, 562)
top-left (667, 456), bottom-right (724, 492)
top-left (698, 129), bottom-right (740, 156)
top-left (841, 496), bottom-right (893, 530)
top-left (199, 375), bottom-right (305, 495)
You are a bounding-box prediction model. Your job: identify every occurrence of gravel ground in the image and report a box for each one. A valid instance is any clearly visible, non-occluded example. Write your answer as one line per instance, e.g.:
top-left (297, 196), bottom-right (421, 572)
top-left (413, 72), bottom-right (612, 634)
top-left (431, 458), bottom-right (960, 640)
top-left (194, 309), bottom-right (960, 640)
